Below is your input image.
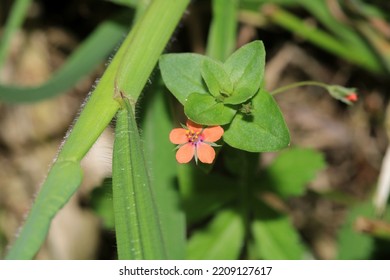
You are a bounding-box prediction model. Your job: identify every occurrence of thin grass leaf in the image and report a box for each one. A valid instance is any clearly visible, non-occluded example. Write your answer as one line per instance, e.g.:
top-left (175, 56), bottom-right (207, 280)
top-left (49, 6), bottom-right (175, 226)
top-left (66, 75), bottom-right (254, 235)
top-left (207, 0), bottom-right (239, 61)
top-left (113, 97), bottom-right (166, 260)
top-left (357, 22), bottom-right (390, 74)
top-left (0, 15), bottom-right (128, 103)
top-left (114, 1), bottom-right (190, 102)
top-left (0, 0), bottom-right (32, 67)
top-left (265, 5), bottom-right (381, 72)
top-left (298, 0), bottom-right (380, 73)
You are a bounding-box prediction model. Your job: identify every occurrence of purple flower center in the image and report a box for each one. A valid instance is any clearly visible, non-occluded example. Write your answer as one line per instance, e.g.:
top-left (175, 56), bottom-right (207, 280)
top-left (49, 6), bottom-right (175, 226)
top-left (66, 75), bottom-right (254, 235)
top-left (186, 130), bottom-right (203, 145)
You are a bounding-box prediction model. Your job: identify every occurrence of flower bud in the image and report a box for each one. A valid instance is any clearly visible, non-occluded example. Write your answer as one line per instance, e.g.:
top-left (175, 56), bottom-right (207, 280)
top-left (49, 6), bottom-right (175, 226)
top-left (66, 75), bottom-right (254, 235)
top-left (326, 85), bottom-right (358, 105)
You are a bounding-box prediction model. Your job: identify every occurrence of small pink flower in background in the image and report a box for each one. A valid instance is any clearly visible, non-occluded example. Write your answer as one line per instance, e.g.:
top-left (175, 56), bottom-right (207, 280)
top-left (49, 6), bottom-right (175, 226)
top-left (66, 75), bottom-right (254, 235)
top-left (169, 120), bottom-right (224, 164)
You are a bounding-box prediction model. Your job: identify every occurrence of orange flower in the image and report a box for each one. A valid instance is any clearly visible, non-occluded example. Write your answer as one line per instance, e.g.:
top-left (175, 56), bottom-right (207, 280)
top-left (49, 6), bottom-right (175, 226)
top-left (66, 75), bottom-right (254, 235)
top-left (169, 120), bottom-right (224, 164)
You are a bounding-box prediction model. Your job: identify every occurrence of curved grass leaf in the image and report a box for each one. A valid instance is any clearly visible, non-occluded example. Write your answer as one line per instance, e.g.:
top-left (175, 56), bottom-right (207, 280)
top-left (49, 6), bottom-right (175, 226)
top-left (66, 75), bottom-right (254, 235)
top-left (5, 161), bottom-right (83, 259)
top-left (265, 6), bottom-right (381, 72)
top-left (0, 16), bottom-right (128, 103)
top-left (298, 0), bottom-right (380, 72)
top-left (113, 98), bottom-right (166, 260)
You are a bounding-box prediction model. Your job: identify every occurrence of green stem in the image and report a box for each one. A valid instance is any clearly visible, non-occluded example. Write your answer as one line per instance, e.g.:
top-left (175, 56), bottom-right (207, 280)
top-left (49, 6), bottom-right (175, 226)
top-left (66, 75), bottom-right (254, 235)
top-left (239, 157), bottom-right (250, 233)
top-left (238, 152), bottom-right (258, 257)
top-left (60, 0), bottom-right (189, 161)
top-left (270, 80), bottom-right (329, 95)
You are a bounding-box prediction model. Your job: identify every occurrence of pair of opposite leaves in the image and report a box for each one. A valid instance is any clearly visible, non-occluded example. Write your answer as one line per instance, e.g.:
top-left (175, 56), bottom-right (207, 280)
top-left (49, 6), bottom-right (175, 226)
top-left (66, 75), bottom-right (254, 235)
top-left (159, 40), bottom-right (290, 153)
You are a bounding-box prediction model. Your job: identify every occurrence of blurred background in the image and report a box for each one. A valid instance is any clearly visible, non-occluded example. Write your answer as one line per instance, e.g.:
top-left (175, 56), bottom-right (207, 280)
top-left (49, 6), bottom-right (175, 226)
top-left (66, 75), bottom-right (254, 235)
top-left (1, 0), bottom-right (390, 259)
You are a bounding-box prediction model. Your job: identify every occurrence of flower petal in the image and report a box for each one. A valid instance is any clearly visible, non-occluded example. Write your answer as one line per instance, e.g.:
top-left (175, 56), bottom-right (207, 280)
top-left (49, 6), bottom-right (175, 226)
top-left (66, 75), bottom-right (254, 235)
top-left (176, 143), bottom-right (195, 163)
top-left (202, 126), bottom-right (224, 142)
top-left (186, 119), bottom-right (203, 133)
top-left (169, 128), bottom-right (188, 144)
top-left (197, 143), bottom-right (216, 164)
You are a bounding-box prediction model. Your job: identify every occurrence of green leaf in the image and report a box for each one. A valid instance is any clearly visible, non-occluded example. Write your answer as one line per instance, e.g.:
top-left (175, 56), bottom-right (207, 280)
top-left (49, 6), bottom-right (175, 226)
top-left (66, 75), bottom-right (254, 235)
top-left (223, 40), bottom-right (265, 104)
top-left (112, 98), bottom-right (166, 260)
top-left (223, 89), bottom-right (290, 152)
top-left (187, 209), bottom-right (244, 260)
top-left (58, 0), bottom-right (189, 162)
top-left (265, 148), bottom-right (326, 198)
top-left (184, 189), bottom-right (236, 225)
top-left (140, 78), bottom-right (186, 259)
top-left (184, 92), bottom-right (236, 125)
top-left (6, 161), bottom-right (83, 259)
top-left (252, 202), bottom-right (305, 260)
top-left (0, 0), bottom-right (32, 67)
top-left (90, 178), bottom-right (115, 229)
top-left (0, 15), bottom-right (127, 103)
top-left (109, 0), bottom-right (138, 8)
top-left (206, 0), bottom-right (238, 61)
top-left (177, 164), bottom-right (237, 225)
top-left (159, 53), bottom-right (208, 104)
top-left (201, 57), bottom-right (233, 98)
top-left (223, 145), bottom-right (259, 177)
top-left (337, 201), bottom-right (375, 260)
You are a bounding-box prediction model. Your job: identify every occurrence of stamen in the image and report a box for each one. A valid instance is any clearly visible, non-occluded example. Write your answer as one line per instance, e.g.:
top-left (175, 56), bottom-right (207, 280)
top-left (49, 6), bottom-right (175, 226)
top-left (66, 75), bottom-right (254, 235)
top-left (186, 130), bottom-right (202, 143)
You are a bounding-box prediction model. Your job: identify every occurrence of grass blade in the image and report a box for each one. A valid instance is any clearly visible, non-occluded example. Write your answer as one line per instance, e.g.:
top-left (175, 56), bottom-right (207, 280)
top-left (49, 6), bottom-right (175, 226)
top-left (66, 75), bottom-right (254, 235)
top-left (0, 0), bottom-right (32, 67)
top-left (113, 97), bottom-right (166, 260)
top-left (265, 5), bottom-right (381, 72)
top-left (207, 0), bottom-right (238, 61)
top-left (5, 161), bottom-right (83, 259)
top-left (0, 16), bottom-right (127, 103)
